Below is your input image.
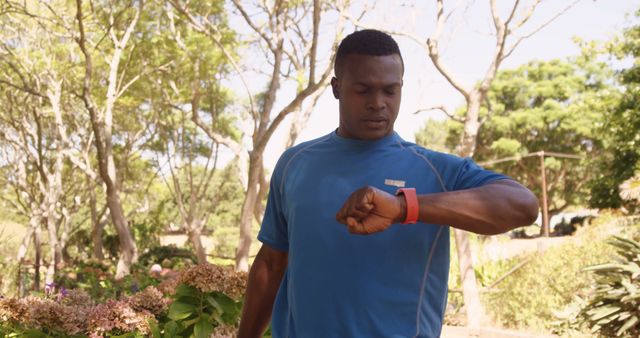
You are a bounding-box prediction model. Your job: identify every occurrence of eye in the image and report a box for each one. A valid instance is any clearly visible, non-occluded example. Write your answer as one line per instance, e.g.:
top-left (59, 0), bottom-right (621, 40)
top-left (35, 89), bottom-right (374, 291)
top-left (354, 85), bottom-right (368, 94)
top-left (384, 86), bottom-right (399, 96)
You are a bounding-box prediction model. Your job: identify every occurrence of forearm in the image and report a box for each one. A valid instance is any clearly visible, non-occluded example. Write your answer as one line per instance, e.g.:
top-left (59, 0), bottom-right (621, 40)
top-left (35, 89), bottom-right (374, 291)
top-left (417, 179), bottom-right (539, 235)
top-left (238, 247), bottom-right (288, 338)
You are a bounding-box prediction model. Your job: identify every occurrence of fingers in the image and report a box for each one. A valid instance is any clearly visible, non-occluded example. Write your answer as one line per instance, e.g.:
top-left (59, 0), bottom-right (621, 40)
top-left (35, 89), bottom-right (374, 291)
top-left (346, 217), bottom-right (372, 235)
top-left (336, 187), bottom-right (374, 224)
top-left (336, 186), bottom-right (394, 235)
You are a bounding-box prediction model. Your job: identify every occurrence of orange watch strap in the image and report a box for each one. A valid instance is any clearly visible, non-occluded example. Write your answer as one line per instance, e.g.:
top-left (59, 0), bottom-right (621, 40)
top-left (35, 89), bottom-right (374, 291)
top-left (396, 188), bottom-right (418, 224)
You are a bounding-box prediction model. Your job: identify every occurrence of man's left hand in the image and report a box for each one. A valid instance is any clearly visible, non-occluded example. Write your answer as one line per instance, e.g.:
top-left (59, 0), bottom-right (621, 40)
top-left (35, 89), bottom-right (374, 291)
top-left (335, 186), bottom-right (406, 235)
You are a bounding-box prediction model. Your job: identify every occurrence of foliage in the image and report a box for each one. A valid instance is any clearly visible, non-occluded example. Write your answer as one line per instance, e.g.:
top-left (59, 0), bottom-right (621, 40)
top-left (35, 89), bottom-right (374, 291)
top-left (417, 57), bottom-right (618, 215)
top-left (161, 285), bottom-right (241, 338)
top-left (620, 172), bottom-right (640, 205)
top-left (590, 11), bottom-right (640, 209)
top-left (574, 236), bottom-right (640, 337)
top-left (137, 245), bottom-right (198, 270)
top-left (0, 264), bottom-right (247, 337)
top-left (481, 217), bottom-right (620, 331)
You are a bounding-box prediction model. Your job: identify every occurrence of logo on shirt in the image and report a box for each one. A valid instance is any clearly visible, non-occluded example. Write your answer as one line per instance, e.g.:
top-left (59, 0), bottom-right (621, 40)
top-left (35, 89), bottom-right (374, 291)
top-left (384, 179), bottom-right (405, 188)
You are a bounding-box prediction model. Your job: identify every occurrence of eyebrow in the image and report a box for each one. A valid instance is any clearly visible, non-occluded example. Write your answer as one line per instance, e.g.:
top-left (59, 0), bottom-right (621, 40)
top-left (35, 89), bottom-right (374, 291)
top-left (353, 81), bottom-right (402, 87)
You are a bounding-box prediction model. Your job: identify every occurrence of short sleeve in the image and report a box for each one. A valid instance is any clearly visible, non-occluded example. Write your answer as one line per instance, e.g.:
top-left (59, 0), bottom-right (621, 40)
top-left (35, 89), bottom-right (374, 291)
top-left (452, 157), bottom-right (510, 191)
top-left (257, 154), bottom-right (290, 252)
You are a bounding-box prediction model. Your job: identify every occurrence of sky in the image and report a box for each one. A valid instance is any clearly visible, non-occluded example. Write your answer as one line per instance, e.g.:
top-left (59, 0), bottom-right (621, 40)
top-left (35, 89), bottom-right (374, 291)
top-left (227, 0), bottom-right (640, 170)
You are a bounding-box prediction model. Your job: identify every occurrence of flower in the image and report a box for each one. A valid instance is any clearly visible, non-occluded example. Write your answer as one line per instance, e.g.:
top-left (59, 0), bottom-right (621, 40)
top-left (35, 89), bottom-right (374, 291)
top-left (0, 297), bottom-right (28, 322)
top-left (127, 286), bottom-right (169, 317)
top-left (210, 324), bottom-right (237, 338)
top-left (87, 299), bottom-right (153, 336)
top-left (61, 289), bottom-right (93, 307)
top-left (178, 264), bottom-right (247, 299)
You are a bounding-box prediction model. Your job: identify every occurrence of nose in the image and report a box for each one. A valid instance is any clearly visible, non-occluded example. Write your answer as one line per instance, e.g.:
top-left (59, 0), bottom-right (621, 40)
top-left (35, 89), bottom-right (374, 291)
top-left (367, 92), bottom-right (385, 111)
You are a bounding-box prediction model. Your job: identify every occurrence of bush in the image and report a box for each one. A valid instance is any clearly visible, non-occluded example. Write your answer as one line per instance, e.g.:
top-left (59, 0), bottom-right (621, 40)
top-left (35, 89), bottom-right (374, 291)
top-left (137, 245), bottom-right (198, 270)
top-left (481, 220), bottom-right (618, 332)
top-left (576, 236), bottom-right (640, 337)
top-left (0, 263), bottom-right (247, 337)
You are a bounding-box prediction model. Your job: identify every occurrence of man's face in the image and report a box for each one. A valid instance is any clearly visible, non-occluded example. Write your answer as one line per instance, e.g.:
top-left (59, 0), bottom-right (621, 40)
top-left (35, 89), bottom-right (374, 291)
top-left (332, 53), bottom-right (403, 140)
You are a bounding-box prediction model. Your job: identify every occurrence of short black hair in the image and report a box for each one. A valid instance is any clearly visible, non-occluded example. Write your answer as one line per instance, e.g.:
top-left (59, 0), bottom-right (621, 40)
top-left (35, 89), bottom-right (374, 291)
top-left (334, 29), bottom-right (404, 77)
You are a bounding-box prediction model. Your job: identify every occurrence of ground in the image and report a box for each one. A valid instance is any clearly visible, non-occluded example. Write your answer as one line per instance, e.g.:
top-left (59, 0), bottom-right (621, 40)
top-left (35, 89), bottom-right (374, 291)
top-left (441, 325), bottom-right (558, 337)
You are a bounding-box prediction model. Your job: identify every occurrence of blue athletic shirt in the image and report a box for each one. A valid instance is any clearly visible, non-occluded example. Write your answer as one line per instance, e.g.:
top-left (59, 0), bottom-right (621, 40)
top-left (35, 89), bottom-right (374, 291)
top-left (258, 131), bottom-right (507, 338)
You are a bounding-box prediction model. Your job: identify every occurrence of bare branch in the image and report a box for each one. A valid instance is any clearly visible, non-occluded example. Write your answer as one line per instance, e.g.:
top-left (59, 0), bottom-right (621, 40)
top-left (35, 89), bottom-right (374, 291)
top-left (502, 0), bottom-right (580, 60)
top-left (339, 9), bottom-right (424, 46)
top-left (504, 0), bottom-right (521, 26)
top-left (170, 0), bottom-right (257, 118)
top-left (512, 0), bottom-right (543, 30)
top-left (426, 0), bottom-right (471, 100)
top-left (231, 0), bottom-right (276, 53)
top-left (413, 105), bottom-right (464, 123)
top-left (308, 0), bottom-right (320, 85)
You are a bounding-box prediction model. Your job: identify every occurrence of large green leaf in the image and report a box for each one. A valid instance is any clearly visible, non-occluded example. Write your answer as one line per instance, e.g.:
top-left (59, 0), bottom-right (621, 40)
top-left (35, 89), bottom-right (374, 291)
top-left (616, 315), bottom-right (639, 336)
top-left (193, 316), bottom-right (214, 338)
top-left (588, 305), bottom-right (621, 321)
top-left (169, 301), bottom-right (198, 320)
top-left (174, 284), bottom-right (200, 300)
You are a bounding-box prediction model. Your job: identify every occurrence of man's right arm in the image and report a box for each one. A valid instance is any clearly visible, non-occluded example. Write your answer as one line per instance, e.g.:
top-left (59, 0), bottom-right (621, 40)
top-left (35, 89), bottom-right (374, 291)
top-left (238, 244), bottom-right (288, 338)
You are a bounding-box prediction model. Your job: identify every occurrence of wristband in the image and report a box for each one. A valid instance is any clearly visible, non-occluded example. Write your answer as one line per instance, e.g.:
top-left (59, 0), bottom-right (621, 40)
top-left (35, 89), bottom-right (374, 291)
top-left (396, 188), bottom-right (419, 224)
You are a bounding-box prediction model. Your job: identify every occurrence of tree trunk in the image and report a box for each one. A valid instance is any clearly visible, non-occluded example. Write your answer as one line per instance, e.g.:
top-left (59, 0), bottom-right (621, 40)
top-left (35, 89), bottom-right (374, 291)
top-left (235, 152), bottom-right (263, 271)
top-left (89, 180), bottom-right (105, 260)
top-left (33, 223), bottom-right (42, 292)
top-left (454, 93), bottom-right (485, 329)
top-left (188, 227), bottom-right (208, 264)
top-left (45, 211), bottom-right (60, 284)
top-left (106, 186), bottom-right (138, 279)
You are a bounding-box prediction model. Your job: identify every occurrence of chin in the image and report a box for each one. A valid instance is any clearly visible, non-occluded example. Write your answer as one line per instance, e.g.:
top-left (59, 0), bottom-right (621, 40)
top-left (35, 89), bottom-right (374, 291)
top-left (357, 128), bottom-right (391, 140)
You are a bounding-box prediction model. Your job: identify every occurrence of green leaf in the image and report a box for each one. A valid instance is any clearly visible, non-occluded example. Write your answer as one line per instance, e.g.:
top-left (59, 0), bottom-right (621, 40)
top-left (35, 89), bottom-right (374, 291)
top-left (206, 295), bottom-right (223, 313)
top-left (616, 315), bottom-right (638, 336)
top-left (169, 301), bottom-right (198, 320)
top-left (22, 330), bottom-right (47, 338)
top-left (584, 263), bottom-right (624, 272)
top-left (163, 321), bottom-right (180, 338)
top-left (174, 284), bottom-right (200, 299)
top-left (589, 305), bottom-right (621, 321)
top-left (148, 318), bottom-right (161, 338)
top-left (193, 316), bottom-right (214, 338)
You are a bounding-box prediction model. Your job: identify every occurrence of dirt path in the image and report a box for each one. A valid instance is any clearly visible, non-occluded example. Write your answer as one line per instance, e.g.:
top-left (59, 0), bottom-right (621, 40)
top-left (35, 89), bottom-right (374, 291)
top-left (441, 325), bottom-right (557, 337)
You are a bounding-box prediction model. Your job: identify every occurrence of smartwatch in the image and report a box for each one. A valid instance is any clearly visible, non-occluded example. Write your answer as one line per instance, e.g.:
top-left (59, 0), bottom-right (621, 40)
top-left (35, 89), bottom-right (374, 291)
top-left (396, 188), bottom-right (419, 224)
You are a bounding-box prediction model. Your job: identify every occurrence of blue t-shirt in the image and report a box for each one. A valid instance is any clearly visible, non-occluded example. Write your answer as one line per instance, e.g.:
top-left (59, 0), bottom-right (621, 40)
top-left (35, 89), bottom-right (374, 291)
top-left (258, 131), bottom-right (507, 338)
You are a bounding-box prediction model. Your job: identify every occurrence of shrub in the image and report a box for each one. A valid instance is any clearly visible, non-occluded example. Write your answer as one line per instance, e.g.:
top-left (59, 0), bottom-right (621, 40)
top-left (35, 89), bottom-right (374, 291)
top-left (0, 263), bottom-right (247, 337)
top-left (137, 245), bottom-right (198, 270)
top-left (482, 222), bottom-right (617, 331)
top-left (576, 236), bottom-right (640, 337)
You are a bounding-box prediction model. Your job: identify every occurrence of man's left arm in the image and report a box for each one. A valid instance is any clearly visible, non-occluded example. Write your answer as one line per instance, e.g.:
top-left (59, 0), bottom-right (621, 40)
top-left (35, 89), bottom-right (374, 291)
top-left (336, 179), bottom-right (539, 235)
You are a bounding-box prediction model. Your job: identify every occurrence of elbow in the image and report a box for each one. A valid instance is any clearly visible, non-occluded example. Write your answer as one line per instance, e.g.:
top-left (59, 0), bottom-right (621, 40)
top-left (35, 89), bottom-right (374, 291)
top-left (509, 190), bottom-right (539, 230)
top-left (521, 191), bottom-right (540, 226)
top-left (489, 189), bottom-right (540, 235)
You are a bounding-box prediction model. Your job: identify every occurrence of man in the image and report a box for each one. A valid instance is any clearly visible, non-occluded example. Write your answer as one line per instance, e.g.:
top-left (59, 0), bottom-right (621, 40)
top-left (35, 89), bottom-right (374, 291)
top-left (238, 29), bottom-right (538, 338)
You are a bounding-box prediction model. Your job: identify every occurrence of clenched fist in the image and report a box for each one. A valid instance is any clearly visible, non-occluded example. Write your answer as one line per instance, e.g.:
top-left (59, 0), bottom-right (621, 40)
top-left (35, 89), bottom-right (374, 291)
top-left (335, 186), bottom-right (407, 235)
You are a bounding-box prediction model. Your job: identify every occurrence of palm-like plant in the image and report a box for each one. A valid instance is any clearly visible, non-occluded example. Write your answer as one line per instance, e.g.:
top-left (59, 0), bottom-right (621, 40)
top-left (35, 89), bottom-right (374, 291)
top-left (620, 172), bottom-right (640, 202)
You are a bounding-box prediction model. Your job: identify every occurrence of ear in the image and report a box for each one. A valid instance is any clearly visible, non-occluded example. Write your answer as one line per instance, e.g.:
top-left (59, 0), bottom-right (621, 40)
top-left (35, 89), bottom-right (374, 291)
top-left (331, 77), bottom-right (339, 99)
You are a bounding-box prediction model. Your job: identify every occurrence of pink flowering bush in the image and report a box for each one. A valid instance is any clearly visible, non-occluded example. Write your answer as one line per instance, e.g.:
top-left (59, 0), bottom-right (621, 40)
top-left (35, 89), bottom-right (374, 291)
top-left (0, 263), bottom-right (248, 337)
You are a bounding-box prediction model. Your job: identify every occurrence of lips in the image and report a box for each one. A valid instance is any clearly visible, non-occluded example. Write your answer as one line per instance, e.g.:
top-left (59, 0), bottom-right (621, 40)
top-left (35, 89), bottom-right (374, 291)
top-left (363, 117), bottom-right (388, 129)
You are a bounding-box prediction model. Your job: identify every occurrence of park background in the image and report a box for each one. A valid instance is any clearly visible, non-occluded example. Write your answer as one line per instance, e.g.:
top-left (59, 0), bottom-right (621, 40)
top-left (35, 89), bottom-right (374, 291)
top-left (1, 0), bottom-right (640, 337)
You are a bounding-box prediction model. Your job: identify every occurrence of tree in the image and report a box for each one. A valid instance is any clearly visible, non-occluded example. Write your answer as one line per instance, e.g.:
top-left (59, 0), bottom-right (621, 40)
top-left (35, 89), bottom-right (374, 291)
top-left (419, 57), bottom-right (618, 217)
top-left (590, 12), bottom-right (640, 209)
top-left (132, 0), bottom-right (239, 264)
top-left (171, 0), bottom-right (349, 271)
top-left (74, 0), bottom-right (158, 278)
top-left (348, 0), bottom-right (579, 327)
top-left (0, 1), bottom-right (87, 288)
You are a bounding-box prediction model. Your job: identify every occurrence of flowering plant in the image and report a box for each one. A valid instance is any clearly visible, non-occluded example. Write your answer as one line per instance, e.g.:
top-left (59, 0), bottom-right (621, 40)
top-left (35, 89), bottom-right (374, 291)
top-left (0, 263), bottom-right (247, 337)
